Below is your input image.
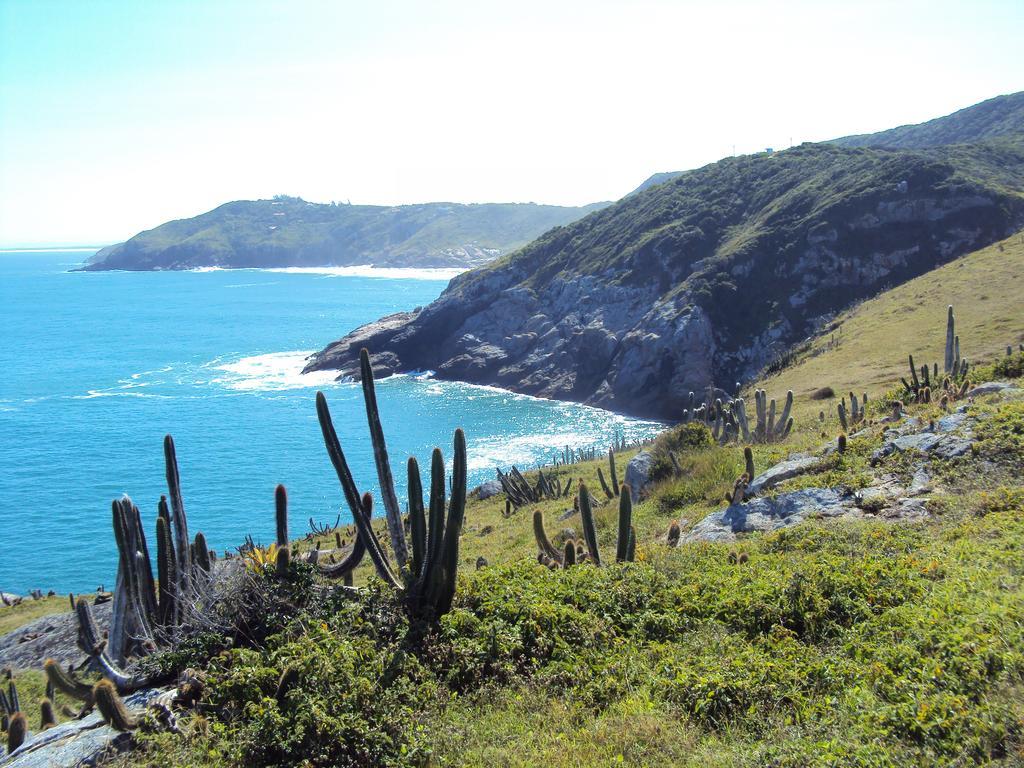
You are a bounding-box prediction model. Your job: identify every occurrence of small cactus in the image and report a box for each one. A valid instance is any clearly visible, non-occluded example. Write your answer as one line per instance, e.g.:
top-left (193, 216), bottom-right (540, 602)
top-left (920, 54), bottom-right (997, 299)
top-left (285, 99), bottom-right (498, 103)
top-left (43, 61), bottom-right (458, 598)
top-left (7, 711), bottom-right (27, 754)
top-left (562, 540), bottom-right (577, 567)
top-left (40, 698), bottom-right (56, 730)
top-left (667, 521), bottom-right (681, 547)
top-left (93, 679), bottom-right (138, 731)
top-left (838, 434), bottom-right (847, 454)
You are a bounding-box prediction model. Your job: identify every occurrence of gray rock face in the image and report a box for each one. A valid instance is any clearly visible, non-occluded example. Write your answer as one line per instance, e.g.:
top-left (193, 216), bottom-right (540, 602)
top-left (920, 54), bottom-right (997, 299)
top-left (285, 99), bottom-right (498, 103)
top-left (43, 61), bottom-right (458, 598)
top-left (301, 144), bottom-right (1024, 420)
top-left (870, 430), bottom-right (972, 463)
top-left (475, 479), bottom-right (503, 500)
top-left (966, 381), bottom-right (1021, 398)
top-left (625, 452), bottom-right (655, 501)
top-left (3, 688), bottom-right (167, 767)
top-left (746, 456), bottom-right (820, 496)
top-left (0, 603), bottom-right (111, 672)
top-left (686, 488), bottom-right (856, 542)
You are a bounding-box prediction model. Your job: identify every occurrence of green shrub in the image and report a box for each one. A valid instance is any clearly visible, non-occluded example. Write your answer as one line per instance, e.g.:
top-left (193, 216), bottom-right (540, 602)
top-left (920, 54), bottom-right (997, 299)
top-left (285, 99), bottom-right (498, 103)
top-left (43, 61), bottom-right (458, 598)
top-left (649, 423), bottom-right (714, 481)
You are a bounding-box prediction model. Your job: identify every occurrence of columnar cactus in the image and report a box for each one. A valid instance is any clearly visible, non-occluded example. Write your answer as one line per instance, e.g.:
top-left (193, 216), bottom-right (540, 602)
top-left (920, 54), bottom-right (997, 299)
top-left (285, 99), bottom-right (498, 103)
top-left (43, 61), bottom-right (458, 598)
top-left (357, 349), bottom-right (410, 576)
top-left (7, 711), bottom-right (26, 754)
top-left (316, 352), bottom-right (468, 620)
top-left (944, 305), bottom-right (956, 374)
top-left (837, 392), bottom-right (867, 431)
top-left (44, 659), bottom-right (94, 708)
top-left (93, 680), bottom-right (138, 731)
top-left (533, 482), bottom-right (636, 566)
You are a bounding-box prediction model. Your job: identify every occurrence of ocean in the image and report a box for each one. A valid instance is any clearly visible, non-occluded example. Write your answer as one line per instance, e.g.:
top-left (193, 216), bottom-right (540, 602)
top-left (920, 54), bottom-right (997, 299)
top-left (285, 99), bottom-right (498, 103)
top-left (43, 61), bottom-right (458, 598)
top-left (0, 250), bottom-right (663, 595)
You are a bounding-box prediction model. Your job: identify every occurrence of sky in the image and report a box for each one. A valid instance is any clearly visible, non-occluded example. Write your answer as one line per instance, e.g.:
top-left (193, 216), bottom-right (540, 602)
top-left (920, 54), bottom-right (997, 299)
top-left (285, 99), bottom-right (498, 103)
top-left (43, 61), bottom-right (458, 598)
top-left (1, 0), bottom-right (1022, 247)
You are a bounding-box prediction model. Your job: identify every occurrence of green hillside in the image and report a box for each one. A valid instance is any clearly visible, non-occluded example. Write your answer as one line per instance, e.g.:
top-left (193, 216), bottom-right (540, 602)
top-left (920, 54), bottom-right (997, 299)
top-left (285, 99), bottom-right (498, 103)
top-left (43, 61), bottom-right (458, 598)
top-left (306, 134), bottom-right (1024, 420)
top-left (832, 91), bottom-right (1024, 149)
top-left (754, 233), bottom-right (1024, 418)
top-left (83, 197), bottom-right (609, 271)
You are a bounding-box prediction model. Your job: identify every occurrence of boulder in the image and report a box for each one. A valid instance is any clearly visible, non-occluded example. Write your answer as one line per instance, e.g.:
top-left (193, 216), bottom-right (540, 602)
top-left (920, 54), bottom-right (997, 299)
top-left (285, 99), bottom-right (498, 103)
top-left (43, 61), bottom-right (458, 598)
top-left (686, 488), bottom-right (855, 542)
top-left (871, 431), bottom-right (971, 464)
top-left (746, 455), bottom-right (820, 496)
top-left (625, 452), bottom-right (655, 501)
top-left (475, 479), bottom-right (503, 500)
top-left (966, 381), bottom-right (1020, 398)
top-left (3, 688), bottom-right (168, 768)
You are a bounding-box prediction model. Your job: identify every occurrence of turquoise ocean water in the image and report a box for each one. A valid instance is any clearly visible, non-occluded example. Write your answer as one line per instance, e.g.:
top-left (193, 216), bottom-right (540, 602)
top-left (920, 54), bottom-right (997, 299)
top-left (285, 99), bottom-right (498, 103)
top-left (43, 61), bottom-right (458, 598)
top-left (0, 250), bottom-right (662, 594)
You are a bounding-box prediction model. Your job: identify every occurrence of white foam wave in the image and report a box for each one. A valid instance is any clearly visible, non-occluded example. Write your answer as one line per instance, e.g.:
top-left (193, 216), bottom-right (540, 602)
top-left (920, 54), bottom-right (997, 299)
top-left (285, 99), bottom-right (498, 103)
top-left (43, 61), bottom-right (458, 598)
top-left (265, 265), bottom-right (465, 280)
top-left (71, 390), bottom-right (170, 400)
top-left (466, 429), bottom-right (620, 473)
top-left (209, 351), bottom-right (340, 392)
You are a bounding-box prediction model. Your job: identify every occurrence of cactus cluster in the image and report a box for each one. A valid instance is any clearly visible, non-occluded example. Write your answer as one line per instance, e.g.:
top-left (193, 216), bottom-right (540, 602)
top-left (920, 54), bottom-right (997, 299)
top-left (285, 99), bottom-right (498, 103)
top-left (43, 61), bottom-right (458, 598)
top-left (307, 514), bottom-right (341, 537)
top-left (938, 375), bottom-right (973, 410)
top-left (315, 348), bottom-right (468, 620)
top-left (596, 448), bottom-right (621, 499)
top-left (837, 392), bottom-right (868, 431)
top-left (553, 445), bottom-right (597, 466)
top-left (498, 465), bottom-right (573, 508)
top-left (682, 390), bottom-right (794, 445)
top-left (1, 673), bottom-right (22, 753)
top-left (67, 435), bottom-right (219, 696)
top-left (534, 483), bottom-right (635, 567)
top-left (0, 672), bottom-right (51, 754)
top-left (903, 305), bottom-right (969, 401)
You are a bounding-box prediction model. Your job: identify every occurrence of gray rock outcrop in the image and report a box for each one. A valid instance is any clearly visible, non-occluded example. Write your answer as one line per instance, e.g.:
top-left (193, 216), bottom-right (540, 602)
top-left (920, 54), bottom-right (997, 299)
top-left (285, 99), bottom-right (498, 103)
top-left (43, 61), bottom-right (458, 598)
top-left (2, 688), bottom-right (166, 767)
top-left (303, 142), bottom-right (1024, 420)
top-left (625, 452), bottom-right (656, 501)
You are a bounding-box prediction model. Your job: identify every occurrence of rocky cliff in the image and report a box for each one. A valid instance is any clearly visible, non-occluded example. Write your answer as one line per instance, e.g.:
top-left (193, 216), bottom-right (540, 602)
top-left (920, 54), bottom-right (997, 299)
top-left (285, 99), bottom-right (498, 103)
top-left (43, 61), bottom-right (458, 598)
top-left (305, 136), bottom-right (1024, 420)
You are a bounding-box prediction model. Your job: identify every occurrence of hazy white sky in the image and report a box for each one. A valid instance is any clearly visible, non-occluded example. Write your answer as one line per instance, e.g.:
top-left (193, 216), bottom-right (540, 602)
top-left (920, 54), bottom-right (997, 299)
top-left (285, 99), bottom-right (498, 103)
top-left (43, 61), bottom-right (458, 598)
top-left (1, 0), bottom-right (1022, 246)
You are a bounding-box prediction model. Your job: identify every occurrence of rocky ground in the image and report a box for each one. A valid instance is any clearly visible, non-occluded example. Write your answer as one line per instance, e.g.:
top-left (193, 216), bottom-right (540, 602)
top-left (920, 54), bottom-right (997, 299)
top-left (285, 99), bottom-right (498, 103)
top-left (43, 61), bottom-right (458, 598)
top-left (677, 382), bottom-right (1020, 542)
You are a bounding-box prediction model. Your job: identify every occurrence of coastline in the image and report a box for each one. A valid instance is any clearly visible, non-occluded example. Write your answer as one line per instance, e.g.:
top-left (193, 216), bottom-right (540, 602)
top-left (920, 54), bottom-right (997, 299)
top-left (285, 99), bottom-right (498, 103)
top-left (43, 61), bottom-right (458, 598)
top-left (69, 263), bottom-right (469, 280)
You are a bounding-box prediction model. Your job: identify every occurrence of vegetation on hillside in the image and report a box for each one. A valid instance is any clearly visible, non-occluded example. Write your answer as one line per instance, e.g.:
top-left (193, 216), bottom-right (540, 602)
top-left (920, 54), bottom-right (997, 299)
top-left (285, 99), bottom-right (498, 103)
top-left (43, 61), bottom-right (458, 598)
top-left (303, 128), bottom-right (1024, 423)
top-left (755, 232), bottom-right (1024, 421)
top-left (5, 246), bottom-right (1024, 765)
top-left (83, 198), bottom-right (609, 271)
top-left (832, 91), bottom-right (1024, 149)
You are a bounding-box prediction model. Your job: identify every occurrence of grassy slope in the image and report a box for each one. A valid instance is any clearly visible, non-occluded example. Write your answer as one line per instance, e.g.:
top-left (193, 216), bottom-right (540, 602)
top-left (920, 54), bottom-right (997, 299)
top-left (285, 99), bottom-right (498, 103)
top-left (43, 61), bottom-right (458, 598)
top-left (8, 237), bottom-right (1024, 765)
top-left (0, 595), bottom-right (71, 636)
top-left (754, 232), bottom-right (1024, 424)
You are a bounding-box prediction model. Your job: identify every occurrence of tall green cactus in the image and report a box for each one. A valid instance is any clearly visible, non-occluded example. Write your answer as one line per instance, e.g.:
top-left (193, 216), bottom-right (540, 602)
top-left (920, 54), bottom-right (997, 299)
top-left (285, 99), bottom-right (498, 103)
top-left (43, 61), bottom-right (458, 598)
top-left (358, 348), bottom-right (410, 576)
top-left (615, 487), bottom-right (632, 563)
top-left (578, 481), bottom-right (601, 566)
top-left (944, 304), bottom-right (955, 374)
top-left (274, 484), bottom-right (289, 549)
top-left (316, 373), bottom-right (468, 620)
